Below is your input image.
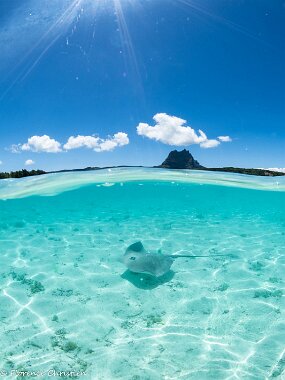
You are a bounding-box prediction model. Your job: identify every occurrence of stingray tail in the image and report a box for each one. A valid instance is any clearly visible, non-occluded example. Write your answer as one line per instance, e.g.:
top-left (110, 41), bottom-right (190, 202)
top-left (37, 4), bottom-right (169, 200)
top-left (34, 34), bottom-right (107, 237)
top-left (170, 252), bottom-right (232, 259)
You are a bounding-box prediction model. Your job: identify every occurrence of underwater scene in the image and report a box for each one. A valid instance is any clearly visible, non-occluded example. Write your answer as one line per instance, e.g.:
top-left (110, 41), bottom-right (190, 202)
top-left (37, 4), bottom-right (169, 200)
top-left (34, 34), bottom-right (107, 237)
top-left (0, 168), bottom-right (285, 379)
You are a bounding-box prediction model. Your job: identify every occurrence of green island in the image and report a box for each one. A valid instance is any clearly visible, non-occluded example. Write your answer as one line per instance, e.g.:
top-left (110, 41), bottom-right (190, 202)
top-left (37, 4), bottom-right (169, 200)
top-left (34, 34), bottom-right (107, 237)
top-left (0, 169), bottom-right (46, 179)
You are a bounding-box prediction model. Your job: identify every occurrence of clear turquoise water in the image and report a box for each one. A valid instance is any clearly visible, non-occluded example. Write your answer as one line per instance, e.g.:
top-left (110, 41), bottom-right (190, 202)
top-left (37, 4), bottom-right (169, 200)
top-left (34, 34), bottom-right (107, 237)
top-left (0, 169), bottom-right (285, 379)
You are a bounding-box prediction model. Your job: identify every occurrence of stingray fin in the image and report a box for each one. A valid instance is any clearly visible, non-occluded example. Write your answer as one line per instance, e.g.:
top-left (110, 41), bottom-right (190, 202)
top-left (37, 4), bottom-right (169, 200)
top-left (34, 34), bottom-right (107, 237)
top-left (126, 241), bottom-right (146, 254)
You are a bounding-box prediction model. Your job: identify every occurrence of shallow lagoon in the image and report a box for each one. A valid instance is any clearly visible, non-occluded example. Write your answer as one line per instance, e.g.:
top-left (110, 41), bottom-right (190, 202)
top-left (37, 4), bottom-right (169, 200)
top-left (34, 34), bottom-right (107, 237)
top-left (0, 169), bottom-right (285, 379)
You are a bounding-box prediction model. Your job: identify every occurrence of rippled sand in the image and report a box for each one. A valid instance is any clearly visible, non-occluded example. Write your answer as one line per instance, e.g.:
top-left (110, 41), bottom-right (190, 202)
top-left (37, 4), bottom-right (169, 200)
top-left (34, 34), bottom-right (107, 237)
top-left (0, 172), bottom-right (285, 379)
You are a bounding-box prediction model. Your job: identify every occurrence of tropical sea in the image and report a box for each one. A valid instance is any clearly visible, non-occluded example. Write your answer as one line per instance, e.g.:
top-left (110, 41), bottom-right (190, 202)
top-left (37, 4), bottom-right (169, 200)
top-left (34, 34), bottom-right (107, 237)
top-left (0, 168), bottom-right (284, 380)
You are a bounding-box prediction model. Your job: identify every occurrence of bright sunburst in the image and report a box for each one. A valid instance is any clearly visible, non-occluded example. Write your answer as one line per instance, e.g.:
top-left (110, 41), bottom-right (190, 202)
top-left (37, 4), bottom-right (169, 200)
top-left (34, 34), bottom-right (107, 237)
top-left (1, 0), bottom-right (267, 100)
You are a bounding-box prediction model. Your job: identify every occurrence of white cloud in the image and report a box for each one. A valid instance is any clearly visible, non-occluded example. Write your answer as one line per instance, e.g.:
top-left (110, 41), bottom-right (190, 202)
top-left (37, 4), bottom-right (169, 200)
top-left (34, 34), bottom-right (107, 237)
top-left (0, 160), bottom-right (2, 165)
top-left (218, 135), bottom-right (232, 142)
top-left (14, 135), bottom-right (62, 153)
top-left (64, 132), bottom-right (129, 152)
top-left (200, 139), bottom-right (220, 148)
top-left (25, 159), bottom-right (35, 166)
top-left (11, 132), bottom-right (129, 154)
top-left (10, 144), bottom-right (21, 153)
top-left (137, 113), bottom-right (226, 149)
top-left (64, 135), bottom-right (99, 150)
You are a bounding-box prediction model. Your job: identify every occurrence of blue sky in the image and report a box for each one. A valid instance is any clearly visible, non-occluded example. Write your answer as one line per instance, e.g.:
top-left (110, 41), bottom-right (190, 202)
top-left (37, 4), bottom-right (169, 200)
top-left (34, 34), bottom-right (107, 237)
top-left (0, 0), bottom-right (284, 171)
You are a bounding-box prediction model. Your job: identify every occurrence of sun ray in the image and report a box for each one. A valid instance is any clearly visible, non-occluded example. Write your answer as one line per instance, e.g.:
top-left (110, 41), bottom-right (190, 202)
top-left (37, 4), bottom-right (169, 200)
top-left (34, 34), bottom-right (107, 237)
top-left (0, 0), bottom-right (84, 100)
top-left (176, 0), bottom-right (273, 48)
top-left (112, 0), bottom-right (144, 97)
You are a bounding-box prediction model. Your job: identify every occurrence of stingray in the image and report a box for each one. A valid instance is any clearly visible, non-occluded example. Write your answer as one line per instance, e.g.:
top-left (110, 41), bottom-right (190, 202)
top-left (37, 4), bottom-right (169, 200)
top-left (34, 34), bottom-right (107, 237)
top-left (123, 241), bottom-right (227, 278)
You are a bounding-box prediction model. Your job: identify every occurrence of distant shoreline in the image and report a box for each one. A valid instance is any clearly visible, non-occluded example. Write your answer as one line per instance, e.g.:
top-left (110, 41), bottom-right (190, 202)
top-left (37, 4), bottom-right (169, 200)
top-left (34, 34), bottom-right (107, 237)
top-left (53, 166), bottom-right (285, 177)
top-left (2, 149), bottom-right (284, 180)
top-left (1, 165), bottom-right (284, 181)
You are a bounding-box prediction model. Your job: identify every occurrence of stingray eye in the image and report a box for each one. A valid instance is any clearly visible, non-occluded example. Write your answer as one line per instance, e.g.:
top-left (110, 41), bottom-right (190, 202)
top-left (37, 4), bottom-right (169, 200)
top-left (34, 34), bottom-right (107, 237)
top-left (130, 256), bottom-right (136, 261)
